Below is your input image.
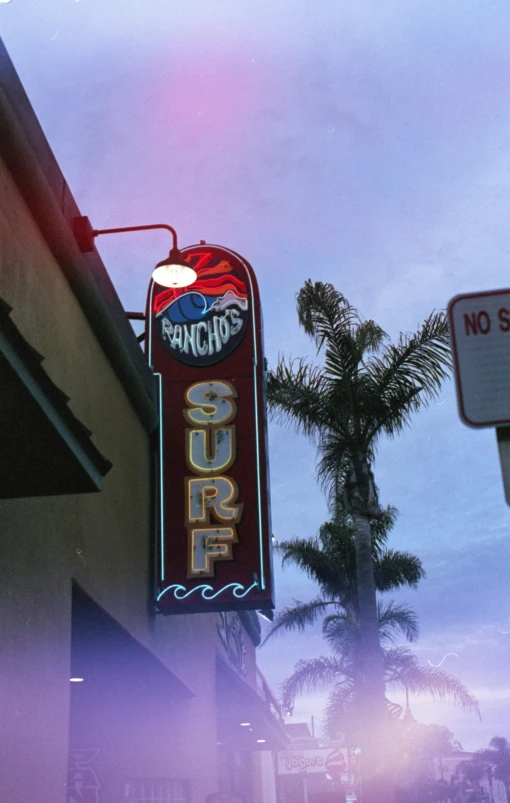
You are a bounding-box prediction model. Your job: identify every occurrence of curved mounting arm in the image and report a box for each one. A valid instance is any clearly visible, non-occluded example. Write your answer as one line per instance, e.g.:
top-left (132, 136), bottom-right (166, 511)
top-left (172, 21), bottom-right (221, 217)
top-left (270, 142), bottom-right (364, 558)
top-left (73, 216), bottom-right (178, 253)
top-left (93, 223), bottom-right (178, 250)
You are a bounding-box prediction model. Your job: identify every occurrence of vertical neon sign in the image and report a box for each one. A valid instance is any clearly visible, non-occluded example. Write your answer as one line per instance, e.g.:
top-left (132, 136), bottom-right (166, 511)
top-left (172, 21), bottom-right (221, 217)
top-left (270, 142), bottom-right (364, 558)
top-left (147, 244), bottom-right (274, 614)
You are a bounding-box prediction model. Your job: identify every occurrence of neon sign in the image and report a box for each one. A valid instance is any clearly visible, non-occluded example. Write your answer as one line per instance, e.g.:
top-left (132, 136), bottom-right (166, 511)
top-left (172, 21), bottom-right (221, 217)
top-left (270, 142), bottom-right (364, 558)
top-left (147, 245), bottom-right (274, 614)
top-left (155, 253), bottom-right (249, 366)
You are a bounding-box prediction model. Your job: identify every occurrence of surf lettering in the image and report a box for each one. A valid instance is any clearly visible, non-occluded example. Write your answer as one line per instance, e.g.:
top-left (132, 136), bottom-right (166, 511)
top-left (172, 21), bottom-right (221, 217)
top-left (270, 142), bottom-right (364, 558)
top-left (184, 380), bottom-right (243, 577)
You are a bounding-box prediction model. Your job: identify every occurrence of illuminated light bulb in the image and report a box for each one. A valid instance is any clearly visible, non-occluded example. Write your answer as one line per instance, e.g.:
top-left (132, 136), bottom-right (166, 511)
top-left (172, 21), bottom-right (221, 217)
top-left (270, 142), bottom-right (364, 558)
top-left (256, 739), bottom-right (266, 744)
top-left (152, 249), bottom-right (197, 288)
top-left (152, 264), bottom-right (197, 288)
top-left (240, 722), bottom-right (251, 727)
top-left (70, 677), bottom-right (84, 682)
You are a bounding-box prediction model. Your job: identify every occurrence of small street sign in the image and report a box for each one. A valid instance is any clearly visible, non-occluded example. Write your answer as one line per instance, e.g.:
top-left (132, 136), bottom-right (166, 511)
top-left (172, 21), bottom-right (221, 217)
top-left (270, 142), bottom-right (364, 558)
top-left (448, 287), bottom-right (510, 505)
top-left (448, 288), bottom-right (510, 428)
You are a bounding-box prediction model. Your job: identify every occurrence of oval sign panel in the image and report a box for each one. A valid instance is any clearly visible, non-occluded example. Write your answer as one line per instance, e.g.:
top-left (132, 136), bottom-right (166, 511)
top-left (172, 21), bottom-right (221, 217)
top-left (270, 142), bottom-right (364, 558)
top-left (153, 251), bottom-right (249, 366)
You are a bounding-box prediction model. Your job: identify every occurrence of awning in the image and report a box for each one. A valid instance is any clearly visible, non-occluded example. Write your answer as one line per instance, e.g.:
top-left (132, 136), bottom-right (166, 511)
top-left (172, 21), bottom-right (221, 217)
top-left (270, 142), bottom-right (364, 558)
top-left (0, 298), bottom-right (112, 498)
top-left (216, 655), bottom-right (289, 751)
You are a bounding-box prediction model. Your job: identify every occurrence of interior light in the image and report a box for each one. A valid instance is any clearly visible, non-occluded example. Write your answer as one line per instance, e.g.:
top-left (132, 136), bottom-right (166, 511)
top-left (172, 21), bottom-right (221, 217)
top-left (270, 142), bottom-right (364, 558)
top-left (240, 722), bottom-right (251, 727)
top-left (256, 739), bottom-right (266, 744)
top-left (152, 248), bottom-right (197, 288)
top-left (70, 677), bottom-right (84, 683)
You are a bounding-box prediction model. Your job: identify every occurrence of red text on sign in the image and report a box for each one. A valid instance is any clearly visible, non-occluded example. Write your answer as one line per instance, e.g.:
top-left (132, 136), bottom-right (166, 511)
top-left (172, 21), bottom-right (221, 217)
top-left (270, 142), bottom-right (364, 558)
top-left (463, 308), bottom-right (510, 335)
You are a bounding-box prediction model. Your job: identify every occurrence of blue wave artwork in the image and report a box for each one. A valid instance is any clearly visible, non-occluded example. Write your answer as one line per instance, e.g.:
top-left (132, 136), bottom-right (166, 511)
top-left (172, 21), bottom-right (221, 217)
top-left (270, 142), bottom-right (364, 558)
top-left (167, 292), bottom-right (214, 324)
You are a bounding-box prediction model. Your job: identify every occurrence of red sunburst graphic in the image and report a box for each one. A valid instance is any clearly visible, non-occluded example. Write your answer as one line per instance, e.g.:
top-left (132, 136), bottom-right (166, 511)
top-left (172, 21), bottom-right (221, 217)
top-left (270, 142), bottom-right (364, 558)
top-left (153, 252), bottom-right (247, 316)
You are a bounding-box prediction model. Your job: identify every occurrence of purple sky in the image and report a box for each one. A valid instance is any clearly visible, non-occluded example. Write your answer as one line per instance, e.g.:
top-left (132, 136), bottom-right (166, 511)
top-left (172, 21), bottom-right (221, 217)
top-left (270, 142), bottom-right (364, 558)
top-left (4, 0), bottom-right (510, 750)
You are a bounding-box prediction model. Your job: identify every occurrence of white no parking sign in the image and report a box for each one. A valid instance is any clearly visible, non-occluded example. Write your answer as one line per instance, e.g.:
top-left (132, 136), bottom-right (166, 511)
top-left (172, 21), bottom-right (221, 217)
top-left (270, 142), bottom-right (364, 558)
top-left (448, 287), bottom-right (510, 504)
top-left (448, 288), bottom-right (510, 427)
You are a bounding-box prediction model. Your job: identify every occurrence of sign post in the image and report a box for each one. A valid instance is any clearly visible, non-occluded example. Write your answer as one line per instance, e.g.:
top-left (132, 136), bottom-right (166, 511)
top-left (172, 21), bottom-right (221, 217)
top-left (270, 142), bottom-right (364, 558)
top-left (448, 288), bottom-right (510, 504)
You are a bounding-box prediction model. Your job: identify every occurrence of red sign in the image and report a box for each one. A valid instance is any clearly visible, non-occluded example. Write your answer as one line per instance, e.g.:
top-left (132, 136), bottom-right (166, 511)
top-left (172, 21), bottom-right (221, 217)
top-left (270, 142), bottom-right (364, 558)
top-left (146, 244), bottom-right (274, 614)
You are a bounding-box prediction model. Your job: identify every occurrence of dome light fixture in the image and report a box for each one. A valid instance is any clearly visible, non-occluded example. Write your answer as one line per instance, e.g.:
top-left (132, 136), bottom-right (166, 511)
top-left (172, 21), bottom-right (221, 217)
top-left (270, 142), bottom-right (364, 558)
top-left (152, 247), bottom-right (197, 288)
top-left (73, 217), bottom-right (196, 288)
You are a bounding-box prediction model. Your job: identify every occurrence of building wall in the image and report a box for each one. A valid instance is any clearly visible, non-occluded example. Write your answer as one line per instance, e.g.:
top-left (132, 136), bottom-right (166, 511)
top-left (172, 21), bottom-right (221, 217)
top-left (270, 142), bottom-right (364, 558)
top-left (253, 751), bottom-right (278, 803)
top-left (0, 34), bottom-right (282, 802)
top-left (0, 148), bottom-right (226, 802)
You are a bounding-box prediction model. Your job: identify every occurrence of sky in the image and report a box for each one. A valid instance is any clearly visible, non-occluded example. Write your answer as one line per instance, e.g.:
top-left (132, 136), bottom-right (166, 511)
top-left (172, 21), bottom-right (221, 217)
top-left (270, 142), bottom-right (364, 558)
top-left (3, 0), bottom-right (510, 751)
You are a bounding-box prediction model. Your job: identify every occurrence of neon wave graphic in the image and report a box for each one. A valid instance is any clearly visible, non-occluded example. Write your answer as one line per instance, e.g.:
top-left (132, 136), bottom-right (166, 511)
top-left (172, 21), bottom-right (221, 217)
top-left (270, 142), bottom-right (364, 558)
top-left (157, 581), bottom-right (259, 602)
top-left (153, 252), bottom-right (248, 316)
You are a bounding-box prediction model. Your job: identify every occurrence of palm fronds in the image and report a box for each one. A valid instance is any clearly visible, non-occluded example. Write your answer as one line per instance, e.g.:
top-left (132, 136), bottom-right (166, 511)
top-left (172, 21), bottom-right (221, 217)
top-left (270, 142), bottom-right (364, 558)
top-left (281, 656), bottom-right (349, 710)
top-left (384, 647), bottom-right (480, 718)
top-left (297, 280), bottom-right (360, 354)
top-left (322, 683), bottom-right (357, 739)
top-left (278, 537), bottom-right (348, 593)
top-left (261, 597), bottom-right (336, 645)
top-left (266, 358), bottom-right (328, 437)
top-left (322, 610), bottom-right (360, 658)
top-left (268, 282), bottom-right (453, 486)
top-left (374, 549), bottom-right (425, 591)
top-left (377, 601), bottom-right (420, 644)
top-left (363, 311), bottom-right (452, 442)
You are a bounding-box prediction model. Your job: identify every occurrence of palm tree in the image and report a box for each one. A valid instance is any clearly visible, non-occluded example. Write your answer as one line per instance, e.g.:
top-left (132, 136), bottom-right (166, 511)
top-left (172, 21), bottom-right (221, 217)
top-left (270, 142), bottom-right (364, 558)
top-left (263, 506), bottom-right (478, 747)
top-left (263, 506), bottom-right (424, 643)
top-left (271, 519), bottom-right (478, 740)
top-left (267, 280), bottom-right (452, 793)
top-left (281, 641), bottom-right (479, 744)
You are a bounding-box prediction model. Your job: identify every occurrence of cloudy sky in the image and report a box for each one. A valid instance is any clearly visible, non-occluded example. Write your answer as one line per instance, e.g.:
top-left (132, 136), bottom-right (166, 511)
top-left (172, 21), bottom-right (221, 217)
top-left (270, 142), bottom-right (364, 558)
top-left (3, 0), bottom-right (510, 751)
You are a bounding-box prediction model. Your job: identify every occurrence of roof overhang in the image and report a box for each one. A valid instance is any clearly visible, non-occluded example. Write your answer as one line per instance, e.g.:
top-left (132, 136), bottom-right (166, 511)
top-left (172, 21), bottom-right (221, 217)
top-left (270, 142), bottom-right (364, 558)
top-left (0, 38), bottom-right (157, 433)
top-left (0, 298), bottom-right (112, 498)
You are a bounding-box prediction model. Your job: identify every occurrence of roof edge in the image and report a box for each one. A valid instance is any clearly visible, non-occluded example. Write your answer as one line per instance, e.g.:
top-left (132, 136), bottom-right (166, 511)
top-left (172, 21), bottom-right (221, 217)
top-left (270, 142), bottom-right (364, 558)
top-left (0, 38), bottom-right (157, 433)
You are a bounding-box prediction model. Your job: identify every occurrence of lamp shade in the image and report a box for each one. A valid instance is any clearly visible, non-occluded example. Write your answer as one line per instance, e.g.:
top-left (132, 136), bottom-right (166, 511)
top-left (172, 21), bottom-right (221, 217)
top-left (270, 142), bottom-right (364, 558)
top-left (152, 248), bottom-right (197, 288)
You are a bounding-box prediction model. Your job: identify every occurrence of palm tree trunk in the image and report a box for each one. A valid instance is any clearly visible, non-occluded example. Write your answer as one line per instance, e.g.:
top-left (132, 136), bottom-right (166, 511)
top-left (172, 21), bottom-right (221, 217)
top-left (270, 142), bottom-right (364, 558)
top-left (352, 513), bottom-right (385, 698)
top-left (352, 512), bottom-right (392, 803)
